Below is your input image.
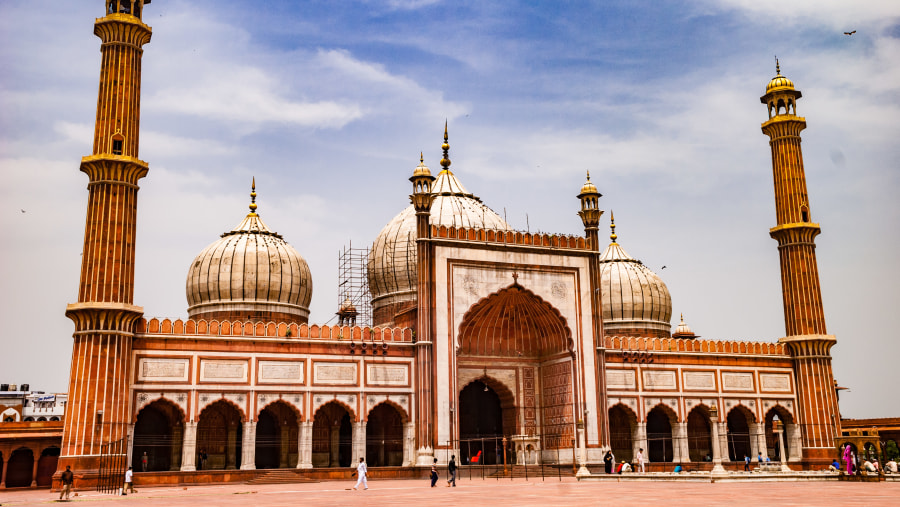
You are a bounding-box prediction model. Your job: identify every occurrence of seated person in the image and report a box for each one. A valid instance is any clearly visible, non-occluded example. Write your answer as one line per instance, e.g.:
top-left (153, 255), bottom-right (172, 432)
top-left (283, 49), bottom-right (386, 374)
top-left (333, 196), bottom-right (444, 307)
top-left (673, 465), bottom-right (683, 473)
top-left (765, 456), bottom-right (771, 462)
top-left (829, 460), bottom-right (840, 472)
top-left (863, 460), bottom-right (876, 473)
top-left (621, 462), bottom-right (632, 473)
top-left (615, 462), bottom-right (624, 474)
top-left (885, 460), bottom-right (898, 473)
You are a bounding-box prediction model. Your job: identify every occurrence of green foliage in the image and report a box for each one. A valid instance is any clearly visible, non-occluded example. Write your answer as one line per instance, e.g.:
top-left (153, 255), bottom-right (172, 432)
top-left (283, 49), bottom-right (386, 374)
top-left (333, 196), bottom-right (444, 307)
top-left (885, 440), bottom-right (900, 461)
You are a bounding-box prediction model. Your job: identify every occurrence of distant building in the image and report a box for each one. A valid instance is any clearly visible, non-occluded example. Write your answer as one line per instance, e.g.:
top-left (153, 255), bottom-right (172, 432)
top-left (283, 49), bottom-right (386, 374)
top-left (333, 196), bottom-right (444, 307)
top-left (0, 385), bottom-right (64, 488)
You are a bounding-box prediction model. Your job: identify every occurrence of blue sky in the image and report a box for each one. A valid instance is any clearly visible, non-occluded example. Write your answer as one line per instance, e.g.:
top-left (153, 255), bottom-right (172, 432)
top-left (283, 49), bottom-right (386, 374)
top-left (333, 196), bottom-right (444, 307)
top-left (1, 0), bottom-right (898, 418)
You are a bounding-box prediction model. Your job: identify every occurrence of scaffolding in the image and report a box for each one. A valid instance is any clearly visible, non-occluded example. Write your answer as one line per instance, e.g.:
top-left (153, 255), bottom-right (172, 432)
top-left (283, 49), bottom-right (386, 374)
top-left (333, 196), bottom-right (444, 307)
top-left (337, 241), bottom-right (372, 328)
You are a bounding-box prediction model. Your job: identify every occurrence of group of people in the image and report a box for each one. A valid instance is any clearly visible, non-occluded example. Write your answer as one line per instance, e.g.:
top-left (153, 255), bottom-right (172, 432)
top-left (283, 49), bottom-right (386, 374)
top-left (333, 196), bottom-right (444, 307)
top-left (602, 448), bottom-right (645, 474)
top-left (352, 454), bottom-right (460, 491)
top-left (836, 444), bottom-right (899, 475)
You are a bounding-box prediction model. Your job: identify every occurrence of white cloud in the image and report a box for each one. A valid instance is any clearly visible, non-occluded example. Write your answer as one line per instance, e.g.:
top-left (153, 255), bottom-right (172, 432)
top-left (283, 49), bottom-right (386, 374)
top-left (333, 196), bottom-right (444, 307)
top-left (695, 0), bottom-right (900, 29)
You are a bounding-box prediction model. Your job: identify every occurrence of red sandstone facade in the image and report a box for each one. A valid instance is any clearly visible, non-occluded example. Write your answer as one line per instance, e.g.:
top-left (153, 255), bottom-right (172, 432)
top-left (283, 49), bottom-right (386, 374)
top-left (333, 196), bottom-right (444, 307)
top-left (51, 2), bottom-right (850, 491)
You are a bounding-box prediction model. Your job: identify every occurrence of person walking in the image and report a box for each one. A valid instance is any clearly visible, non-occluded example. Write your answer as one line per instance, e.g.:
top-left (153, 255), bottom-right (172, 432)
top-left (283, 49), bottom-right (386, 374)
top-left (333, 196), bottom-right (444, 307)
top-left (430, 458), bottom-right (439, 487)
top-left (447, 455), bottom-right (457, 487)
top-left (744, 454), bottom-right (751, 471)
top-left (59, 465), bottom-right (74, 501)
top-left (603, 450), bottom-right (614, 474)
top-left (123, 466), bottom-right (135, 495)
top-left (352, 457), bottom-right (368, 490)
top-left (636, 448), bottom-right (645, 473)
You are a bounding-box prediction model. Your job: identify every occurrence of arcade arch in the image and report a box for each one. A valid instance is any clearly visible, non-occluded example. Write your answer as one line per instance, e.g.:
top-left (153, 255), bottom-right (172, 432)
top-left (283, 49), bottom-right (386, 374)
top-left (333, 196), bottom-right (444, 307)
top-left (608, 403), bottom-right (637, 462)
top-left (764, 405), bottom-right (793, 461)
top-left (255, 401), bottom-right (300, 469)
top-left (312, 401), bottom-right (352, 467)
top-left (132, 399), bottom-right (185, 471)
top-left (686, 405), bottom-right (713, 462)
top-left (366, 402), bottom-right (406, 467)
top-left (197, 400), bottom-right (243, 470)
top-left (726, 405), bottom-right (754, 461)
top-left (646, 405), bottom-right (676, 462)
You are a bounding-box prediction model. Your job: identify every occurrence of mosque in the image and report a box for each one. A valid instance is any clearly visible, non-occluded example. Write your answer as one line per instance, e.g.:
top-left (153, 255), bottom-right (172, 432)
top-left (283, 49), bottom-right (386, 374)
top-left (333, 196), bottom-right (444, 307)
top-left (55, 1), bottom-right (841, 486)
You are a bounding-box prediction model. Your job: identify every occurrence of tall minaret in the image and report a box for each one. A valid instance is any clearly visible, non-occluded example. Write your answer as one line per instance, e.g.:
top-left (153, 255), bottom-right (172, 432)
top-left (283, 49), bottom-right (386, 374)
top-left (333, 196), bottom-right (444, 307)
top-left (760, 60), bottom-right (839, 464)
top-left (60, 1), bottom-right (152, 483)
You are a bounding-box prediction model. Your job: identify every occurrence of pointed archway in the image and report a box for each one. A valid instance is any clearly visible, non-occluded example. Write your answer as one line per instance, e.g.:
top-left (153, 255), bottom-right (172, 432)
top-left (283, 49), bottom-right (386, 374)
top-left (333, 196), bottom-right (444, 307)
top-left (457, 282), bottom-right (575, 457)
top-left (366, 403), bottom-right (405, 467)
top-left (312, 401), bottom-right (352, 467)
top-left (726, 406), bottom-right (754, 461)
top-left (647, 405), bottom-right (676, 463)
top-left (609, 404), bottom-right (637, 462)
top-left (133, 399), bottom-right (185, 471)
top-left (686, 406), bottom-right (713, 462)
top-left (255, 401), bottom-right (299, 469)
top-left (197, 400), bottom-right (243, 470)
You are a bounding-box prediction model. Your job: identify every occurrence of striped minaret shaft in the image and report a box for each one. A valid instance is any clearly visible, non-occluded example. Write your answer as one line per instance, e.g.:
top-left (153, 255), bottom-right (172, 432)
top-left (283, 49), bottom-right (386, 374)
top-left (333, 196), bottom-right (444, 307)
top-left (761, 62), bottom-right (839, 463)
top-left (60, 1), bottom-right (152, 478)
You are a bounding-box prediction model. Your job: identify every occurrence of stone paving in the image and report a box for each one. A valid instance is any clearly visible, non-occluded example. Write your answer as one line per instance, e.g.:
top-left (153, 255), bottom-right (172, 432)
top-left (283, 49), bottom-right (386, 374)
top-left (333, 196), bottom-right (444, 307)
top-left (0, 478), bottom-right (897, 506)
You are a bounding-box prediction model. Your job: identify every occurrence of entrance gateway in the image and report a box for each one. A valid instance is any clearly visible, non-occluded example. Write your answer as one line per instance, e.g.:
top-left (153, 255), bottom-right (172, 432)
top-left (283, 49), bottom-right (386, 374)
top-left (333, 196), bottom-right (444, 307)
top-left (453, 283), bottom-right (579, 465)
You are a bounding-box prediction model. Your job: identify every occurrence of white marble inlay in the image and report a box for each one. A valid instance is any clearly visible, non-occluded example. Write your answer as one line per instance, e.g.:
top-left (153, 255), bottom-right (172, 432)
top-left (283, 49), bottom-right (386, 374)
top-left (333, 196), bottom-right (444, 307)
top-left (314, 362), bottom-right (358, 385)
top-left (200, 360), bottom-right (248, 382)
top-left (606, 369), bottom-right (636, 389)
top-left (367, 364), bottom-right (409, 386)
top-left (642, 370), bottom-right (676, 389)
top-left (760, 373), bottom-right (791, 392)
top-left (722, 372), bottom-right (754, 391)
top-left (138, 358), bottom-right (189, 381)
top-left (259, 361), bottom-right (304, 383)
top-left (683, 371), bottom-right (715, 390)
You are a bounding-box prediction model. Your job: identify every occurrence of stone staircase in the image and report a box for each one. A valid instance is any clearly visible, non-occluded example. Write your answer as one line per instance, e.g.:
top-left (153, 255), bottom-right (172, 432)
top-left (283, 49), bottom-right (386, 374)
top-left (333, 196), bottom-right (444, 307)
top-left (245, 469), bottom-right (320, 485)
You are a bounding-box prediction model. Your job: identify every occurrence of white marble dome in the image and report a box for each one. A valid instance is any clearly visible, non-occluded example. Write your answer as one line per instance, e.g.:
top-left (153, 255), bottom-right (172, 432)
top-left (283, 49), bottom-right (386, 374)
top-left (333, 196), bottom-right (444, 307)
top-left (597, 216), bottom-right (672, 336)
top-left (186, 188), bottom-right (312, 322)
top-left (368, 157), bottom-right (507, 319)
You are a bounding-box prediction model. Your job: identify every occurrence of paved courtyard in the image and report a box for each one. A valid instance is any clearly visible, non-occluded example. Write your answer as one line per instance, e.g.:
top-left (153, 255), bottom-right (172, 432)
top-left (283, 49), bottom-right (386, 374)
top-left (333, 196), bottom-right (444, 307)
top-left (0, 478), bottom-right (897, 506)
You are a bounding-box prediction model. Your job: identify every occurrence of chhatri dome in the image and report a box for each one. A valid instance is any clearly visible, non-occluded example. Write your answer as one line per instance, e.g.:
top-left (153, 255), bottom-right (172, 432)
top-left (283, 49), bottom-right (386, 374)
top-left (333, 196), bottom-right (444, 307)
top-left (368, 126), bottom-right (508, 326)
top-left (597, 212), bottom-right (672, 338)
top-left (186, 180), bottom-right (313, 323)
top-left (765, 59), bottom-right (795, 93)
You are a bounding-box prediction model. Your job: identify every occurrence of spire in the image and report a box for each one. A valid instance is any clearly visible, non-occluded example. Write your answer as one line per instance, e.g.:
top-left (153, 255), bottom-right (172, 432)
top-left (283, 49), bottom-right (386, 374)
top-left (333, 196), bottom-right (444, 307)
top-left (440, 120), bottom-right (451, 171)
top-left (249, 177), bottom-right (258, 215)
top-left (775, 56), bottom-right (781, 75)
top-left (610, 210), bottom-right (617, 243)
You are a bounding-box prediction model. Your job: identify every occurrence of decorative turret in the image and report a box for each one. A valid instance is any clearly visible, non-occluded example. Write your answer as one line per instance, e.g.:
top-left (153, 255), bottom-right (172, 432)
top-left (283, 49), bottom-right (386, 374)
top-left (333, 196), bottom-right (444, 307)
top-left (760, 61), bottom-right (839, 464)
top-left (577, 171), bottom-right (603, 245)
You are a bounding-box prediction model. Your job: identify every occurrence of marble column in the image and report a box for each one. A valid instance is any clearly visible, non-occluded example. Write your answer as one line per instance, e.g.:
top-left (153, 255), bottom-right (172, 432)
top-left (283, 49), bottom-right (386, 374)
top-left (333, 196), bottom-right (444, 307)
top-left (181, 422), bottom-right (197, 472)
top-left (403, 422), bottom-right (415, 466)
top-left (786, 423), bottom-right (802, 461)
top-left (674, 422), bottom-right (690, 463)
top-left (634, 422), bottom-right (647, 461)
top-left (240, 421), bottom-right (257, 470)
top-left (297, 421), bottom-right (313, 468)
top-left (717, 422), bottom-right (729, 462)
top-left (352, 421), bottom-right (366, 465)
top-left (751, 423), bottom-right (767, 460)
top-left (126, 423), bottom-right (135, 470)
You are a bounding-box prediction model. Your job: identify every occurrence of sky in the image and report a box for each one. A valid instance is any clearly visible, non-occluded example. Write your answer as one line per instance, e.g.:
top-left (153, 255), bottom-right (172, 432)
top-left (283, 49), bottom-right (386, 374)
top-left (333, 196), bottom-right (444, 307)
top-left (0, 0), bottom-right (898, 419)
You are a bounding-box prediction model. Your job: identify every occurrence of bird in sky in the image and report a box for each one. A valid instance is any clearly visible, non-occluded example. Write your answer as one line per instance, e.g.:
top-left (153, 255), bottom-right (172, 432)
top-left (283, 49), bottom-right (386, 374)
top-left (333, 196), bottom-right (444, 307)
top-left (661, 265), bottom-right (667, 270)
top-left (20, 209), bottom-right (26, 213)
top-left (844, 30), bottom-right (856, 36)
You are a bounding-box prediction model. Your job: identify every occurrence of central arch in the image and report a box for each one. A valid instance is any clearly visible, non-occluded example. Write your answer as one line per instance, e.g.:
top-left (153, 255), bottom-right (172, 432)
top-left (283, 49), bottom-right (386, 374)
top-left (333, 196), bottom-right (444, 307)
top-left (197, 400), bottom-right (243, 470)
top-left (456, 282), bottom-right (576, 461)
top-left (312, 401), bottom-right (352, 467)
top-left (459, 379), bottom-right (509, 465)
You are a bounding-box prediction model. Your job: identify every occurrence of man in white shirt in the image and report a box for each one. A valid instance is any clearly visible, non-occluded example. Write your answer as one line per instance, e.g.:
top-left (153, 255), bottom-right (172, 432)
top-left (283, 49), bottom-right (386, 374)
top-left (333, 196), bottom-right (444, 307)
top-left (353, 457), bottom-right (368, 490)
top-left (123, 467), bottom-right (135, 495)
top-left (637, 448), bottom-right (645, 473)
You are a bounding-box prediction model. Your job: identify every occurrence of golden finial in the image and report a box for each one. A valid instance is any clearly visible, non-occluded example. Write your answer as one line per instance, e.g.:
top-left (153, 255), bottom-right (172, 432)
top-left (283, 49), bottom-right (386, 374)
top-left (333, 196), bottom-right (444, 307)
top-left (249, 177), bottom-right (258, 215)
top-left (775, 56), bottom-right (780, 75)
top-left (420, 152), bottom-right (424, 164)
top-left (610, 210), bottom-right (617, 243)
top-left (440, 120), bottom-right (451, 170)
